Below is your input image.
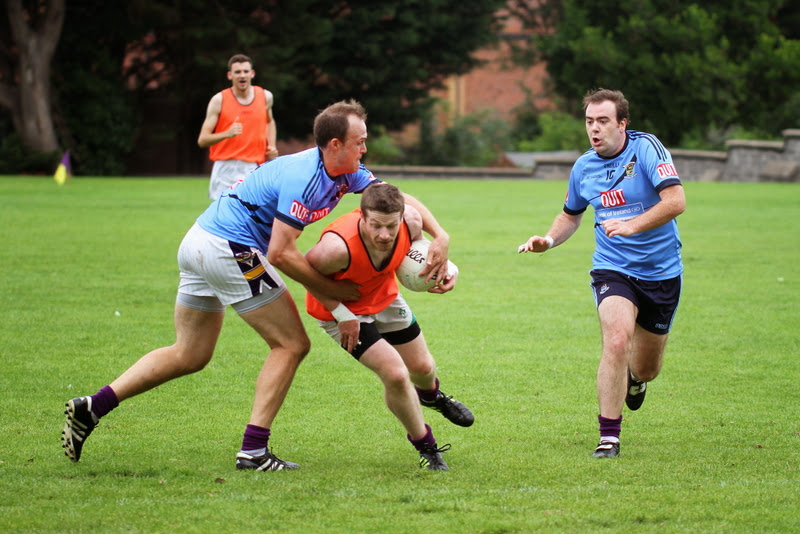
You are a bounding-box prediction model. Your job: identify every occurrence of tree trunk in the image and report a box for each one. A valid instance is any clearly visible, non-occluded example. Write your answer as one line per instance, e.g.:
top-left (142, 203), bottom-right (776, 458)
top-left (4, 0), bottom-right (65, 153)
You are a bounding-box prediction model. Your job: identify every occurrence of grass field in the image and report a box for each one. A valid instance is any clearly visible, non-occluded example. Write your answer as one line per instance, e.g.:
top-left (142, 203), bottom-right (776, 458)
top-left (0, 175), bottom-right (797, 533)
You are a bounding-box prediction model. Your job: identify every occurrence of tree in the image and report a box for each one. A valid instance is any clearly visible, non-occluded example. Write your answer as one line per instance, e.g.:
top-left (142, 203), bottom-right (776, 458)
top-left (2, 0), bottom-right (507, 174)
top-left (507, 0), bottom-right (800, 146)
top-left (126, 0), bottom-right (507, 138)
top-left (0, 0), bottom-right (64, 154)
top-left (51, 2), bottom-right (144, 175)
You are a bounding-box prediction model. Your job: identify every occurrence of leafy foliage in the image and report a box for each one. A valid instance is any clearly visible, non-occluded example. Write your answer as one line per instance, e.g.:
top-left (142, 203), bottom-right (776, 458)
top-left (405, 103), bottom-right (512, 166)
top-left (0, 131), bottom-right (61, 175)
top-left (115, 0), bottom-right (506, 140)
top-left (516, 111), bottom-right (586, 152)
top-left (2, 0), bottom-right (506, 174)
top-left (53, 2), bottom-right (142, 175)
top-left (509, 0), bottom-right (800, 146)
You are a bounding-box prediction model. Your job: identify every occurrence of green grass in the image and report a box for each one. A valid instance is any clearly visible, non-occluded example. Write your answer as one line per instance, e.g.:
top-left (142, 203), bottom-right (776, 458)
top-left (0, 176), bottom-right (798, 533)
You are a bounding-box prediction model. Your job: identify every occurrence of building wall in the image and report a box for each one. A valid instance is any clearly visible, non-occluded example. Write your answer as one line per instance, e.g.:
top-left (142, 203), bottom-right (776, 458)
top-left (394, 6), bottom-right (551, 147)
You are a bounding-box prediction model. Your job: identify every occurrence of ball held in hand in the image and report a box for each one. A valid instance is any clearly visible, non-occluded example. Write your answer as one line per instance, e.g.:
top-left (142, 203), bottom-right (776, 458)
top-left (397, 239), bottom-right (458, 292)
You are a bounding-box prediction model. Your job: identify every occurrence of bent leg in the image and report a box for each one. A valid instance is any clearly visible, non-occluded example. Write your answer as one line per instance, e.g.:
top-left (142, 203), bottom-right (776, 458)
top-left (360, 340), bottom-right (428, 440)
top-left (393, 332), bottom-right (437, 390)
top-left (629, 325), bottom-right (668, 382)
top-left (393, 328), bottom-right (475, 427)
top-left (110, 303), bottom-right (224, 401)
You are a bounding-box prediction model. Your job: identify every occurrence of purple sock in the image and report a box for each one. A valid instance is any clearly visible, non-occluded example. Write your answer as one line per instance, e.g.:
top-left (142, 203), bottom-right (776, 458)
top-left (415, 377), bottom-right (440, 403)
top-left (241, 424), bottom-right (271, 451)
top-left (407, 424), bottom-right (436, 451)
top-left (598, 414), bottom-right (622, 440)
top-left (90, 385), bottom-right (119, 419)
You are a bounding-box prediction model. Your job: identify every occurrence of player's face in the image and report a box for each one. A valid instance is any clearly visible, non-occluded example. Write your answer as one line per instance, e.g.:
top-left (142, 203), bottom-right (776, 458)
top-left (361, 210), bottom-right (403, 252)
top-left (227, 62), bottom-right (255, 92)
top-left (337, 115), bottom-right (368, 173)
top-left (585, 100), bottom-right (627, 157)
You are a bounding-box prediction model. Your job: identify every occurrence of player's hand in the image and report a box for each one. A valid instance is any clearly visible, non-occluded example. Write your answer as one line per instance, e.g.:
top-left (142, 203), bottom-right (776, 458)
top-left (601, 218), bottom-right (635, 238)
top-left (228, 121), bottom-right (243, 138)
top-left (337, 319), bottom-right (360, 353)
top-left (428, 266), bottom-right (458, 294)
top-left (420, 235), bottom-right (449, 283)
top-left (266, 147), bottom-right (279, 161)
top-left (517, 235), bottom-right (551, 253)
top-left (330, 279), bottom-right (361, 302)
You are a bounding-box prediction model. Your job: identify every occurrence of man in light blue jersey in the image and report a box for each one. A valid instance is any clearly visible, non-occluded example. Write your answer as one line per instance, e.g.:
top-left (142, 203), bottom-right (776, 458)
top-left (62, 100), bottom-right (453, 471)
top-left (518, 88), bottom-right (685, 459)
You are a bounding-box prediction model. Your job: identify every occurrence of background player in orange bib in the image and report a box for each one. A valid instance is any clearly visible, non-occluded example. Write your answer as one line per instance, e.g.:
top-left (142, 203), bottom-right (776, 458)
top-left (198, 54), bottom-right (278, 200)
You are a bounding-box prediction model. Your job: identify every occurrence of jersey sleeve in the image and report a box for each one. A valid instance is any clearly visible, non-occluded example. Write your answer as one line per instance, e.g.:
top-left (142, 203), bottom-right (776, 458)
top-left (640, 134), bottom-right (681, 192)
top-left (563, 159), bottom-right (589, 215)
top-left (350, 165), bottom-right (381, 193)
top-left (274, 175), bottom-right (310, 231)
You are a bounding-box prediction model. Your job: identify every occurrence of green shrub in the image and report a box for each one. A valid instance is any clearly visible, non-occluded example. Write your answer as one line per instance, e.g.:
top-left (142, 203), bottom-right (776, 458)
top-left (517, 110), bottom-right (586, 152)
top-left (0, 130), bottom-right (61, 175)
top-left (405, 103), bottom-right (512, 166)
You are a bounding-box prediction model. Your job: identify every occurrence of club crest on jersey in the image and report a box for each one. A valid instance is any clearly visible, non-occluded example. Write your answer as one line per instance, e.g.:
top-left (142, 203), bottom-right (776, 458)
top-left (657, 162), bottom-right (679, 179)
top-left (333, 184), bottom-right (349, 201)
top-left (290, 200), bottom-right (330, 223)
top-left (600, 188), bottom-right (626, 208)
top-left (623, 161), bottom-right (637, 180)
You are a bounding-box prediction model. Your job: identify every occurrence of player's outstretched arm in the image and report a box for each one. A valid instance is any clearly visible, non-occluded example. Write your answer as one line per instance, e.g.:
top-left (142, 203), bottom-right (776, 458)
top-left (518, 211), bottom-right (583, 253)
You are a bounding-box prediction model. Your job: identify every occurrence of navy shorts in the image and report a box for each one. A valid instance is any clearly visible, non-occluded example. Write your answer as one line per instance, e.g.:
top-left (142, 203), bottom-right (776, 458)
top-left (590, 269), bottom-right (682, 335)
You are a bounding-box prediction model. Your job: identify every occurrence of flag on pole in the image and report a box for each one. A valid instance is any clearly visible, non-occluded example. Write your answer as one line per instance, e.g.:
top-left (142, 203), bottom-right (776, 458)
top-left (54, 150), bottom-right (71, 185)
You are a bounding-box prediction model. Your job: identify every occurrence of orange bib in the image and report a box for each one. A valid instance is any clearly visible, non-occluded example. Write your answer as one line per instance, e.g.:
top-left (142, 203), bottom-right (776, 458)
top-left (306, 209), bottom-right (411, 320)
top-left (208, 87), bottom-right (269, 163)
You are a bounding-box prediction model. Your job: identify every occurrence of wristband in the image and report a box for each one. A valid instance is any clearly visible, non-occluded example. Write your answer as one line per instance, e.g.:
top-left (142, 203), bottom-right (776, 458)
top-left (544, 235), bottom-right (554, 250)
top-left (331, 303), bottom-right (357, 323)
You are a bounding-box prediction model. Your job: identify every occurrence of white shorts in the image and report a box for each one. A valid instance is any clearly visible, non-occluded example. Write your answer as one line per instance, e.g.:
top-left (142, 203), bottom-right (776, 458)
top-left (209, 159), bottom-right (259, 200)
top-left (177, 223), bottom-right (286, 313)
top-left (318, 295), bottom-right (415, 340)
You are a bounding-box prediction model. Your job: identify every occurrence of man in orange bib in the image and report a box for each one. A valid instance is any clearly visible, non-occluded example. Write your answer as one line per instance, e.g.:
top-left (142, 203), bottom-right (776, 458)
top-left (305, 183), bottom-right (474, 471)
top-left (198, 54), bottom-right (278, 200)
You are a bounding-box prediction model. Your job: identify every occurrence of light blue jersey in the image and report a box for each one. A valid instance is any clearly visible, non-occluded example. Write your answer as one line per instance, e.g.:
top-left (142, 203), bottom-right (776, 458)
top-left (565, 131), bottom-right (683, 280)
top-left (197, 147), bottom-right (378, 251)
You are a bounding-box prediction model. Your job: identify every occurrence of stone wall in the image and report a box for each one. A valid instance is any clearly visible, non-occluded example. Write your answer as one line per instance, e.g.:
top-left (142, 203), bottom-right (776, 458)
top-left (530, 129), bottom-right (800, 182)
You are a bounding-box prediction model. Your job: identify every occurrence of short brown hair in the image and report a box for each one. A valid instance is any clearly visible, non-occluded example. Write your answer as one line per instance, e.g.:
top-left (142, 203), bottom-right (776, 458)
top-left (583, 88), bottom-right (630, 125)
top-left (228, 54), bottom-right (253, 71)
top-left (360, 183), bottom-right (404, 217)
top-left (313, 99), bottom-right (367, 148)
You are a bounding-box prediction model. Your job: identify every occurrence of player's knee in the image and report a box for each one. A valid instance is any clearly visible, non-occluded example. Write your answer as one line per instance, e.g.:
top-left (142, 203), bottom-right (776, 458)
top-left (380, 365), bottom-right (411, 391)
top-left (631, 365), bottom-right (659, 382)
top-left (638, 370), bottom-right (658, 382)
top-left (603, 331), bottom-right (632, 359)
top-left (287, 335), bottom-right (311, 360)
top-left (408, 356), bottom-right (435, 378)
top-left (174, 349), bottom-right (213, 375)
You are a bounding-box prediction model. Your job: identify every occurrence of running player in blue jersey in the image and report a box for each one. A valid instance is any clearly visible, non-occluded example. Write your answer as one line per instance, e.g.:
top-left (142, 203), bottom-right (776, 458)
top-left (518, 88), bottom-right (685, 459)
top-left (62, 100), bottom-right (453, 471)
